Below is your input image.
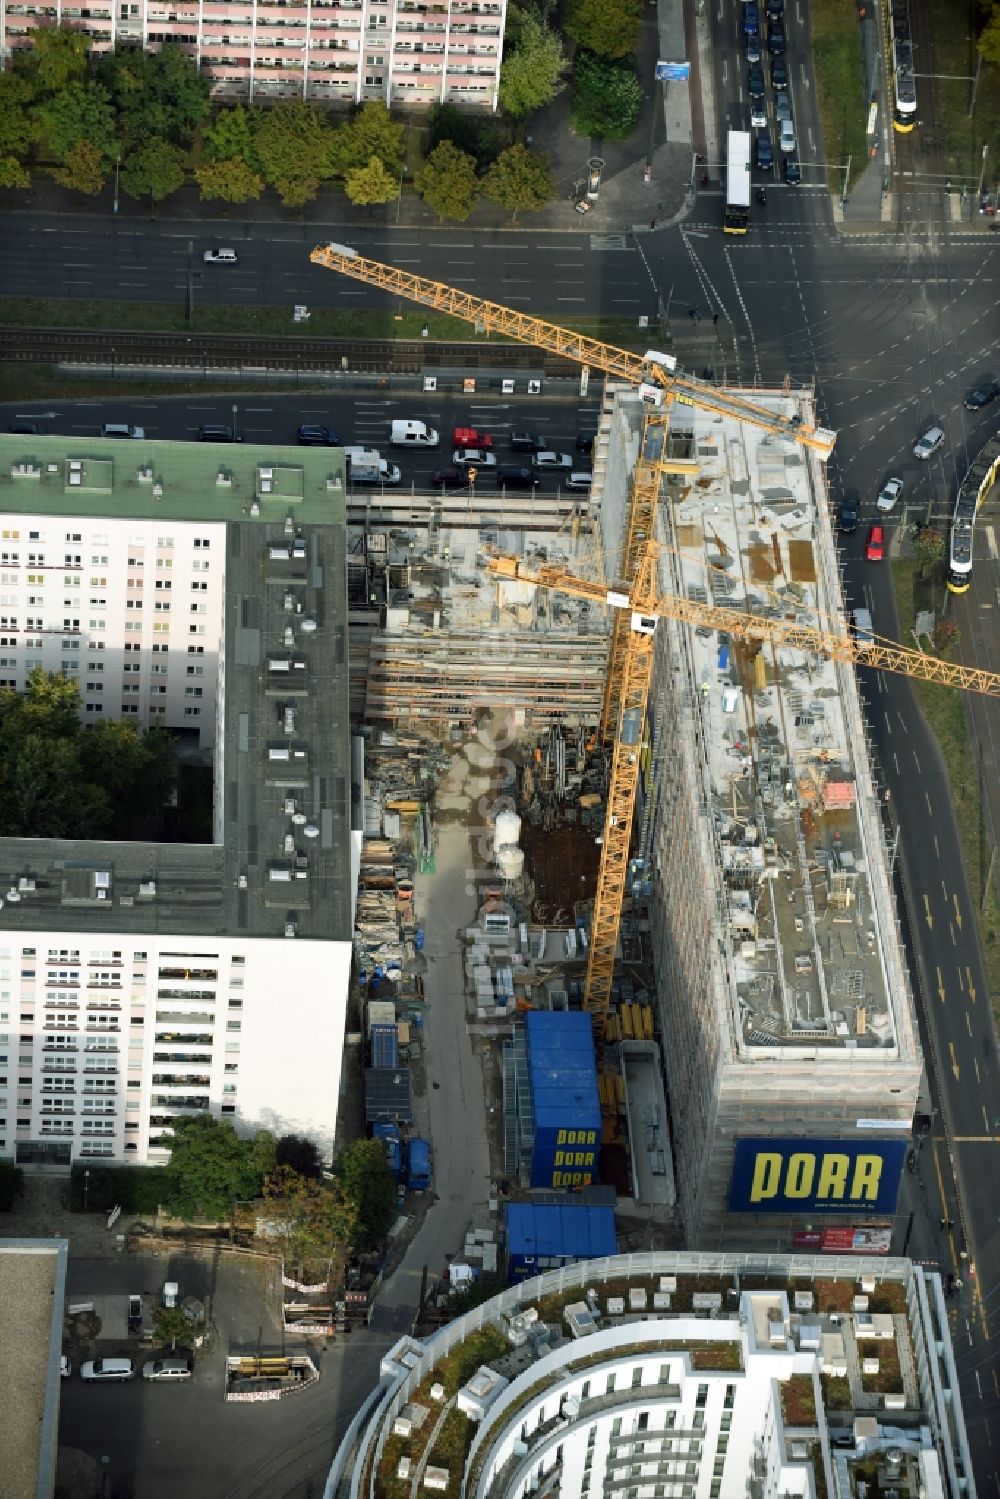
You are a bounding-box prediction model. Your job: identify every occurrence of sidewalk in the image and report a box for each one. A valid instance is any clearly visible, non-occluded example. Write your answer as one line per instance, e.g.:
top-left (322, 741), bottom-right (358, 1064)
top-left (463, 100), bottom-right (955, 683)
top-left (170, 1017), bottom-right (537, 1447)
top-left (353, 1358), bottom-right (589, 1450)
top-left (2, 1174), bottom-right (144, 1258)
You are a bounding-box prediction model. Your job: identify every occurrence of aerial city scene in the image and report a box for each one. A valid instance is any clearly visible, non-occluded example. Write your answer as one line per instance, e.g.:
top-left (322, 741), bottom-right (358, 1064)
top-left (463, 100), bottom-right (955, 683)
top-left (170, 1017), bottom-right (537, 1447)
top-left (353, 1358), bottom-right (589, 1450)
top-left (0, 0), bottom-right (998, 1495)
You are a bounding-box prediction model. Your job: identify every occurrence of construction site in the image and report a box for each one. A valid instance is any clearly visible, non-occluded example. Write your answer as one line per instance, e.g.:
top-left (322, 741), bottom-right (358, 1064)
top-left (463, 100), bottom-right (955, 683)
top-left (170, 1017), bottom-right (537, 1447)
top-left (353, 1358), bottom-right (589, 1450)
top-left (325, 247), bottom-right (937, 1249)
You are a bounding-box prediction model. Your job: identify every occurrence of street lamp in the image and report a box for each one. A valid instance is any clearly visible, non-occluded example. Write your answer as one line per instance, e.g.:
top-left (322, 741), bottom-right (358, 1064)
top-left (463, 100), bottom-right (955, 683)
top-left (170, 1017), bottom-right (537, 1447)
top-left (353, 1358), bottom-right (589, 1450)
top-left (83, 1168), bottom-right (90, 1213)
top-left (977, 143), bottom-right (990, 210)
top-left (113, 154), bottom-right (120, 216)
top-left (232, 403), bottom-right (238, 443)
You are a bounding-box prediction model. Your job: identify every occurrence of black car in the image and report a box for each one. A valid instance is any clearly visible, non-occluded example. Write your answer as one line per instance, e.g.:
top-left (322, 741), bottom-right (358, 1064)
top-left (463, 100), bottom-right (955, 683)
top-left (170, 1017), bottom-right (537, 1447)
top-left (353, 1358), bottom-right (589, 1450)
top-left (745, 35), bottom-right (762, 63)
top-left (198, 424), bottom-right (241, 442)
top-left (430, 466), bottom-right (474, 489)
top-left (771, 56), bottom-right (788, 89)
top-left (8, 421), bottom-right (40, 435)
top-left (296, 424), bottom-right (339, 446)
top-left (742, 0), bottom-right (759, 36)
top-left (784, 157), bottom-right (801, 185)
top-left (837, 500), bottom-right (859, 534)
top-left (964, 380), bottom-right (1000, 411)
top-left (767, 0), bottom-right (783, 14)
top-left (755, 134), bottom-right (774, 172)
top-left (747, 65), bottom-right (765, 100)
top-left (497, 465), bottom-right (538, 490)
top-left (510, 431), bottom-right (546, 453)
top-left (575, 433), bottom-right (595, 455)
top-left (768, 19), bottom-right (786, 53)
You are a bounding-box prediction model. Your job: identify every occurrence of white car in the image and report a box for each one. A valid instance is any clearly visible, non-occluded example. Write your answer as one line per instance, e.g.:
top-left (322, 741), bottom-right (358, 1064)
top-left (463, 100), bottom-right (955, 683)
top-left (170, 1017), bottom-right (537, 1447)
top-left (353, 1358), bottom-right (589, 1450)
top-left (143, 1358), bottom-right (192, 1381)
top-left (80, 1358), bottom-right (134, 1381)
top-left (913, 425), bottom-right (944, 460)
top-left (203, 247), bottom-right (238, 264)
top-left (452, 448), bottom-right (497, 468)
top-left (750, 101), bottom-right (767, 129)
top-left (531, 451), bottom-right (573, 470)
top-left (876, 476), bottom-right (904, 512)
top-left (102, 423), bottom-right (145, 440)
top-left (779, 118), bottom-right (796, 154)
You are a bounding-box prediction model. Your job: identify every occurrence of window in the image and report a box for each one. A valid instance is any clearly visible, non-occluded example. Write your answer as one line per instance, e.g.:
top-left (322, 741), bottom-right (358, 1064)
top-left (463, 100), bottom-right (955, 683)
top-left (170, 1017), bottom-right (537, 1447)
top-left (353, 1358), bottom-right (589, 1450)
top-left (184, 687), bottom-right (203, 697)
top-left (631, 1367), bottom-right (643, 1389)
top-left (191, 581), bottom-right (208, 592)
top-left (186, 665), bottom-right (204, 676)
top-left (184, 706), bottom-right (201, 717)
top-left (155, 579), bottom-right (172, 591)
top-left (193, 538), bottom-right (210, 549)
top-left (606, 1374), bottom-right (616, 1396)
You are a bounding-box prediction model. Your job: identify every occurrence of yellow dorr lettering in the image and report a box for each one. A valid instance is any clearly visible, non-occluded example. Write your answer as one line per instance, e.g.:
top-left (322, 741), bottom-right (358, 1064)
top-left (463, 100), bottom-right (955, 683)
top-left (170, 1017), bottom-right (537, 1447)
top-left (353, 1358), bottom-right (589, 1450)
top-left (557, 1131), bottom-right (567, 1146)
top-left (749, 1152), bottom-right (783, 1203)
top-left (815, 1154), bottom-right (850, 1200)
top-left (851, 1154), bottom-right (884, 1200)
top-left (554, 1151), bottom-right (565, 1167)
top-left (784, 1153), bottom-right (816, 1198)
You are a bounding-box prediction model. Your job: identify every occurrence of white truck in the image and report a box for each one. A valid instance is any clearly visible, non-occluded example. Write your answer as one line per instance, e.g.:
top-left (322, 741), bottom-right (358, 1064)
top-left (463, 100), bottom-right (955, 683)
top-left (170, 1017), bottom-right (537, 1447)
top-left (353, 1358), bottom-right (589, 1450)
top-left (344, 447), bottom-right (401, 486)
top-left (390, 419), bottom-right (438, 449)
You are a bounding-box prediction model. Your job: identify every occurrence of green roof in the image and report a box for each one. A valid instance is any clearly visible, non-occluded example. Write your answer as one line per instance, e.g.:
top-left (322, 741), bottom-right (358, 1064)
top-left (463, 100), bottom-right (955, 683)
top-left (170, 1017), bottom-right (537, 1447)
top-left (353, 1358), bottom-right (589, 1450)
top-left (0, 436), bottom-right (346, 527)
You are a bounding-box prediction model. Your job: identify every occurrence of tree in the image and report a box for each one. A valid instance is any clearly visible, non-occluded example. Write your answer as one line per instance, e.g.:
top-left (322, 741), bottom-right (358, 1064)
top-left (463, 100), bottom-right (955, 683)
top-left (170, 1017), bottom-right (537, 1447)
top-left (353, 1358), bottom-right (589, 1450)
top-left (276, 1134), bottom-right (324, 1179)
top-left (345, 153), bottom-right (399, 207)
top-left (416, 140), bottom-right (479, 222)
top-left (79, 720), bottom-right (176, 823)
top-left (153, 1305), bottom-right (192, 1351)
top-left (570, 51), bottom-right (643, 139)
top-left (483, 143), bottom-right (555, 219)
top-left (20, 23), bottom-right (89, 94)
top-left (333, 1138), bottom-right (396, 1251)
top-left (253, 101), bottom-right (336, 207)
top-left (119, 137), bottom-right (186, 202)
top-left (263, 1165), bottom-right (357, 1273)
top-left (203, 104), bottom-right (260, 168)
top-left (195, 156), bottom-right (264, 204)
top-left (34, 80), bottom-right (119, 165)
top-left (0, 154), bottom-right (30, 189)
top-left (564, 0), bottom-right (640, 59)
top-left (99, 45), bottom-right (209, 146)
top-left (54, 139), bottom-right (106, 196)
top-left (498, 6), bottom-right (567, 119)
top-left (933, 618), bottom-right (960, 655)
top-left (428, 103), bottom-right (501, 169)
top-left (914, 527), bottom-right (945, 577)
top-left (0, 72), bottom-right (36, 166)
top-left (330, 100), bottom-right (404, 175)
top-left (978, 1), bottom-right (1000, 63)
top-left (163, 1116), bottom-right (275, 1223)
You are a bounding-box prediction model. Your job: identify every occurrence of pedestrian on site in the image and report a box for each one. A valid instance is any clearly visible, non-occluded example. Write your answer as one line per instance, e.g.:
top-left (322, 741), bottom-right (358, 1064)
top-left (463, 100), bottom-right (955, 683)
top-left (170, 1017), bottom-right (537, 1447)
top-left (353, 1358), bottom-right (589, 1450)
top-left (689, 306), bottom-right (697, 322)
top-left (712, 312), bottom-right (719, 327)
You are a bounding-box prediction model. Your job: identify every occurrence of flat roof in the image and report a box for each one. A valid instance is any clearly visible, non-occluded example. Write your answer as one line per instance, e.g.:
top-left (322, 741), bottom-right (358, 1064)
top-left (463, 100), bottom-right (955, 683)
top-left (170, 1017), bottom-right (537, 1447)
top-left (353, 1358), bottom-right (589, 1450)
top-left (526, 1012), bottom-right (600, 1130)
top-left (0, 1240), bottom-right (67, 1499)
top-left (505, 1202), bottom-right (617, 1258)
top-left (0, 439), bottom-right (352, 944)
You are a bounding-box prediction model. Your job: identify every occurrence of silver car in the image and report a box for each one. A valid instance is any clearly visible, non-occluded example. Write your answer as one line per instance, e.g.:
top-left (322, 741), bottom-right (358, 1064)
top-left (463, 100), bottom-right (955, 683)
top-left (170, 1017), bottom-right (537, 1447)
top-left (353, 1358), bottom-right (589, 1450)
top-left (779, 118), bottom-right (796, 153)
top-left (913, 425), bottom-right (944, 460)
top-left (143, 1358), bottom-right (192, 1381)
top-left (531, 451), bottom-right (573, 470)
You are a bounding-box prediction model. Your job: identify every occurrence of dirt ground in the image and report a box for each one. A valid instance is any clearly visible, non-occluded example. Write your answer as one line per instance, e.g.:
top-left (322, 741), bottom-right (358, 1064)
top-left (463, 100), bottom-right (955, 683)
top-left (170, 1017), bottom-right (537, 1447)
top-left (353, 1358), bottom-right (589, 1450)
top-left (519, 818), bottom-right (601, 923)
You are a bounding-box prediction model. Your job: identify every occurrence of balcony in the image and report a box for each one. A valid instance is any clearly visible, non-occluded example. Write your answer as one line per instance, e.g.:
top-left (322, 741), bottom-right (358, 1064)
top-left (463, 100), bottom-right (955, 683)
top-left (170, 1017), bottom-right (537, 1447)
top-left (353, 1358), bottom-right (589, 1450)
top-left (151, 1094), bottom-right (210, 1110)
top-left (152, 1073), bottom-right (211, 1087)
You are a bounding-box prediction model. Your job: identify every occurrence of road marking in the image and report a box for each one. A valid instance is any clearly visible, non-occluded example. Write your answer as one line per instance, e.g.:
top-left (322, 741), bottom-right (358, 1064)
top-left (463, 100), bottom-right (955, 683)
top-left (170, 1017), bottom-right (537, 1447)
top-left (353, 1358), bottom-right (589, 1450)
top-left (924, 894), bottom-right (933, 930)
top-left (953, 893), bottom-right (962, 929)
top-left (966, 1011), bottom-right (973, 1036)
top-left (912, 750), bottom-right (921, 771)
top-left (937, 965), bottom-right (946, 1002)
top-left (967, 966), bottom-right (977, 1003)
top-left (975, 1058), bottom-right (982, 1084)
top-left (950, 922), bottom-right (956, 945)
top-left (926, 791), bottom-right (933, 815)
top-left (934, 833), bottom-right (941, 857)
top-left (931, 1140), bottom-right (958, 1270)
top-left (987, 526), bottom-right (998, 561)
top-left (950, 1042), bottom-right (960, 1080)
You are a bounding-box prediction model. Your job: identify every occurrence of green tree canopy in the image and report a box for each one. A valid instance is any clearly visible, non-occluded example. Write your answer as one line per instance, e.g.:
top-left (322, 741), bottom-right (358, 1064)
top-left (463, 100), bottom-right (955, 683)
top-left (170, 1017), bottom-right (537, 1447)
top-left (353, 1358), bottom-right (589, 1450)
top-left (0, 154), bottom-right (30, 189)
top-left (263, 1165), bottom-right (357, 1274)
top-left (344, 153), bottom-right (399, 207)
top-left (153, 1305), bottom-right (192, 1351)
top-left (203, 104), bottom-right (260, 168)
top-left (53, 138), bottom-right (106, 195)
top-left (119, 136), bottom-right (186, 202)
top-left (34, 80), bottom-right (119, 165)
top-left (427, 103), bottom-right (501, 168)
top-left (98, 45), bottom-right (209, 145)
top-left (498, 6), bottom-right (568, 118)
top-left (564, 0), bottom-right (640, 59)
top-left (0, 72), bottom-right (36, 161)
top-left (253, 101), bottom-right (336, 207)
top-left (20, 23), bottom-right (89, 94)
top-left (483, 142), bottom-right (555, 218)
top-left (914, 526), bottom-right (945, 575)
top-left (415, 139), bottom-right (479, 221)
top-left (333, 1138), bottom-right (397, 1251)
top-left (570, 51), bottom-right (643, 139)
top-left (163, 1116), bottom-right (275, 1223)
top-left (195, 156), bottom-right (264, 204)
top-left (330, 100), bottom-right (404, 175)
top-left (978, 1), bottom-right (1000, 62)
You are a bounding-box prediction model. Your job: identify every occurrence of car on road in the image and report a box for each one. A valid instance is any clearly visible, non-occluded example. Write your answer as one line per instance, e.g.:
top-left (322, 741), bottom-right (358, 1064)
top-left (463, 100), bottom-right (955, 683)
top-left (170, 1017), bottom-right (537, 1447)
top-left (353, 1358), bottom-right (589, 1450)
top-left (128, 1294), bottom-right (143, 1335)
top-left (143, 1359), bottom-right (192, 1382)
top-left (913, 425), bottom-right (945, 460)
top-left (768, 19), bottom-right (786, 53)
top-left (745, 35), bottom-right (762, 62)
top-left (452, 448), bottom-right (497, 467)
top-left (755, 134), bottom-right (774, 172)
top-left (866, 524), bottom-right (886, 562)
top-left (876, 476), bottom-right (904, 512)
top-left (452, 426), bottom-right (493, 449)
top-left (80, 1358), bottom-right (135, 1382)
top-left (747, 64), bottom-right (765, 100)
top-left (575, 433), bottom-right (595, 455)
top-left (742, 0), bottom-right (760, 35)
top-left (784, 157), bottom-right (801, 185)
top-left (8, 420), bottom-right (41, 435)
top-left (836, 499), bottom-right (859, 533)
top-left (779, 118), bottom-right (796, 154)
top-left (775, 91), bottom-right (791, 123)
top-left (750, 99), bottom-right (767, 129)
top-left (964, 380), bottom-right (1000, 410)
top-left (496, 465), bottom-right (538, 489)
top-left (430, 466), bottom-right (475, 489)
top-left (771, 56), bottom-right (788, 89)
top-left (296, 424), bottom-right (339, 446)
top-left (511, 431), bottom-right (546, 453)
top-left (203, 248), bottom-right (238, 264)
top-left (532, 451), bottom-right (573, 471)
top-left (60, 1356), bottom-right (71, 1378)
top-left (198, 425), bottom-right (240, 442)
top-left (102, 423), bottom-right (145, 439)
top-left (767, 0), bottom-right (784, 13)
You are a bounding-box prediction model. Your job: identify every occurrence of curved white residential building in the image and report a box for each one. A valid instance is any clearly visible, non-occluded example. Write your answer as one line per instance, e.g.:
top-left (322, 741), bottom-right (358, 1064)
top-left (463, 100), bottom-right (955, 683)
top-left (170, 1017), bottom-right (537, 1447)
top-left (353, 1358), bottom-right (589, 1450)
top-left (326, 1252), bottom-right (975, 1499)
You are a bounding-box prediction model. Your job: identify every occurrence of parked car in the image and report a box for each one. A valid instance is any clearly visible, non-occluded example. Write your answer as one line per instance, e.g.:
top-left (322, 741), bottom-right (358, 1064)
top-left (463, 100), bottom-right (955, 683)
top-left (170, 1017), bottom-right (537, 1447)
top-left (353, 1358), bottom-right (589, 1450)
top-left (496, 465), bottom-right (538, 490)
top-left (964, 380), bottom-right (1000, 410)
top-left (203, 248), bottom-right (237, 264)
top-left (531, 451), bottom-right (573, 471)
top-left (913, 425), bottom-right (944, 460)
top-left (452, 426), bottom-right (493, 449)
top-left (80, 1358), bottom-right (135, 1382)
top-left (296, 424), bottom-right (339, 446)
top-left (510, 431), bottom-right (546, 453)
top-left (198, 424), bottom-right (240, 442)
top-left (8, 420), bottom-right (40, 435)
top-left (143, 1358), bottom-right (192, 1382)
top-left (102, 423), bottom-right (145, 439)
top-left (430, 466), bottom-right (475, 489)
top-left (876, 476), bottom-right (904, 512)
top-left (750, 99), bottom-right (767, 129)
top-left (60, 1356), bottom-right (71, 1378)
top-left (836, 499), bottom-right (859, 534)
top-left (745, 35), bottom-right (762, 62)
top-left (452, 448), bottom-right (497, 468)
top-left (127, 1294), bottom-right (143, 1335)
top-left (866, 524), bottom-right (886, 562)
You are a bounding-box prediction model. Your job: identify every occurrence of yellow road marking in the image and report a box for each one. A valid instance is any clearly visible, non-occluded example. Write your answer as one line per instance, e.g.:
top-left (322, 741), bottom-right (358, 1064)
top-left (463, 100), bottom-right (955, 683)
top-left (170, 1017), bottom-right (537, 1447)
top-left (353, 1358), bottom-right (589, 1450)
top-left (924, 894), bottom-right (933, 930)
top-left (949, 1042), bottom-right (960, 1080)
top-left (953, 893), bottom-right (963, 930)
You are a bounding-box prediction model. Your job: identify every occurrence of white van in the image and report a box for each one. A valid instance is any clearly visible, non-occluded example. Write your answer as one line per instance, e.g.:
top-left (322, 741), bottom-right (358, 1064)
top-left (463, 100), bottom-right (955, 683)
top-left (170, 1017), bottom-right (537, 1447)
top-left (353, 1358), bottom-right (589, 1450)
top-left (80, 1357), bottom-right (135, 1381)
top-left (344, 447), bottom-right (402, 485)
top-left (390, 419), bottom-right (439, 449)
top-left (851, 607), bottom-right (874, 645)
top-left (566, 471), bottom-right (593, 491)
top-left (102, 423), bottom-right (145, 440)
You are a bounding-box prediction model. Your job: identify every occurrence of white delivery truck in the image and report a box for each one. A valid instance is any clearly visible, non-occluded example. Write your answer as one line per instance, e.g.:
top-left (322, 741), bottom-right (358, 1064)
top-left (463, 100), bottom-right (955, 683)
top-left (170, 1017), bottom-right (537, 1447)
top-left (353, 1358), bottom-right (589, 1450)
top-left (390, 419), bottom-right (439, 449)
top-left (344, 447), bottom-right (402, 486)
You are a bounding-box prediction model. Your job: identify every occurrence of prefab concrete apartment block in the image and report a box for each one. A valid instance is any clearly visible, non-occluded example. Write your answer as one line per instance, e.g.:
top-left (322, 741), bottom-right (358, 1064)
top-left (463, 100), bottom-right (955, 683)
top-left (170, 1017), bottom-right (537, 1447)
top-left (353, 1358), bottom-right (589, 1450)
top-left (525, 1011), bottom-right (600, 1189)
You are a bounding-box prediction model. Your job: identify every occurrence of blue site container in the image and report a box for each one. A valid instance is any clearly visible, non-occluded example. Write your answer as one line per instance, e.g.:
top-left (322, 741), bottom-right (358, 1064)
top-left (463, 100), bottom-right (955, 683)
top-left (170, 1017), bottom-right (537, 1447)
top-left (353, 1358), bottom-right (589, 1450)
top-left (407, 1138), bottom-right (431, 1190)
top-left (370, 1024), bottom-right (400, 1070)
top-left (373, 1122), bottom-right (403, 1179)
top-left (505, 1202), bottom-right (617, 1282)
top-left (525, 1012), bottom-right (601, 1189)
top-left (414, 925), bottom-right (425, 951)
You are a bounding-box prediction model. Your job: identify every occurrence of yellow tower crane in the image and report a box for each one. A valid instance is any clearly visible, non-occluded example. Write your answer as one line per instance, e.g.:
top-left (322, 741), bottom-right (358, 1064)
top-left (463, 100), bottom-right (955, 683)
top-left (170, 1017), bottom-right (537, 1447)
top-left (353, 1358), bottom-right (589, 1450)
top-left (307, 243), bottom-right (990, 1042)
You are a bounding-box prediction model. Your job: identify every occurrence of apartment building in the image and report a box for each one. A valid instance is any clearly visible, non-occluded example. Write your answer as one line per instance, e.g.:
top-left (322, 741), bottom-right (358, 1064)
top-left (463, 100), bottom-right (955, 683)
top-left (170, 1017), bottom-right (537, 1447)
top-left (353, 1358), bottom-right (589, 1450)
top-left (328, 1251), bottom-right (975, 1499)
top-left (0, 435), bottom-right (357, 1169)
top-left (0, 0), bottom-right (507, 109)
top-left (593, 389), bottom-right (923, 1247)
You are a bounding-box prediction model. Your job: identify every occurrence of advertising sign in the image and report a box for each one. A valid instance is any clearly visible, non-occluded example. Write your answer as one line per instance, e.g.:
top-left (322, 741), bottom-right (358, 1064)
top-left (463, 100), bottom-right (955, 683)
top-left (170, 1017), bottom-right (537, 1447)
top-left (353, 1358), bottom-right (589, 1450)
top-left (655, 60), bottom-right (691, 81)
top-left (729, 1137), bottom-right (906, 1215)
top-left (792, 1227), bottom-right (893, 1255)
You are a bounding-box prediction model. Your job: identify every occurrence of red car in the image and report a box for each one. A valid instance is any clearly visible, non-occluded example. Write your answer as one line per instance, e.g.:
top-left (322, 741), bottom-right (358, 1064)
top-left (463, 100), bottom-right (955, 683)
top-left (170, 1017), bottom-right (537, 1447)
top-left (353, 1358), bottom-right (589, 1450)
top-left (866, 524), bottom-right (885, 562)
top-left (452, 426), bottom-right (493, 450)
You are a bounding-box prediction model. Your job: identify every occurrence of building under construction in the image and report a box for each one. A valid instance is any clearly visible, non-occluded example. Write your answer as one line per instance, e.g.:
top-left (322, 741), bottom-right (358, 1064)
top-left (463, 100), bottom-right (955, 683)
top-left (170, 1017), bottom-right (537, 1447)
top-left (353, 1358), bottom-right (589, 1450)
top-left (594, 385), bottom-right (923, 1246)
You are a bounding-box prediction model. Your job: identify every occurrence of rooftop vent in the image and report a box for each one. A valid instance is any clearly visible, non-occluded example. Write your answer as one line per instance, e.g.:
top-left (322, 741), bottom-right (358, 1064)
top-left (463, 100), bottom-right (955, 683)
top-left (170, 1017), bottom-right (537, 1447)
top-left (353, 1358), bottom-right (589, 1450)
top-left (137, 467), bottom-right (154, 483)
top-left (284, 920), bottom-right (297, 938)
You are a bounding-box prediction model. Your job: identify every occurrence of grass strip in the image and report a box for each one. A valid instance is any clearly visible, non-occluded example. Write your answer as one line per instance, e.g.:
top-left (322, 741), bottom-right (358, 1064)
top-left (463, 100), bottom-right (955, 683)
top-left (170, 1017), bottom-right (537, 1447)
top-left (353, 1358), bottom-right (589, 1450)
top-left (809, 0), bottom-right (871, 192)
top-left (927, 0), bottom-right (1000, 183)
top-left (893, 559), bottom-right (1000, 1025)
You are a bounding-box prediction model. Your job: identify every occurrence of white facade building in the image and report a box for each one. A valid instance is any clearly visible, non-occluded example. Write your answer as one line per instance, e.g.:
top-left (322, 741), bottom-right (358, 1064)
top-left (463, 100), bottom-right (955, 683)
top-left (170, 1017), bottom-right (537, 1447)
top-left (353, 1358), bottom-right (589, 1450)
top-left (0, 436), bottom-right (357, 1169)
